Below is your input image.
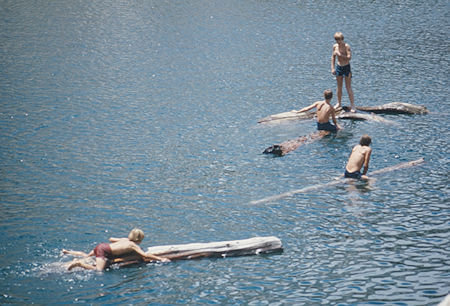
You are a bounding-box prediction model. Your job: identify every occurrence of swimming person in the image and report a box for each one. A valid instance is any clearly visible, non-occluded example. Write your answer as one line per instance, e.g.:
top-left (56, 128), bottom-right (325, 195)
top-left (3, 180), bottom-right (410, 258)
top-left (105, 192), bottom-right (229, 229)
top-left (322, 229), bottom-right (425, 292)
top-left (344, 135), bottom-right (372, 179)
top-left (331, 32), bottom-right (355, 112)
top-left (295, 89), bottom-right (341, 132)
top-left (62, 228), bottom-right (170, 271)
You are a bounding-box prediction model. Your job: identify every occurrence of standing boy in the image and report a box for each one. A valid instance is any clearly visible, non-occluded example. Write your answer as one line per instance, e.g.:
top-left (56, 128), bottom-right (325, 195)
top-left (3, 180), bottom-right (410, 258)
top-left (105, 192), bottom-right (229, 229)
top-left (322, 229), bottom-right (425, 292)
top-left (295, 89), bottom-right (341, 132)
top-left (345, 135), bottom-right (372, 179)
top-left (331, 32), bottom-right (355, 112)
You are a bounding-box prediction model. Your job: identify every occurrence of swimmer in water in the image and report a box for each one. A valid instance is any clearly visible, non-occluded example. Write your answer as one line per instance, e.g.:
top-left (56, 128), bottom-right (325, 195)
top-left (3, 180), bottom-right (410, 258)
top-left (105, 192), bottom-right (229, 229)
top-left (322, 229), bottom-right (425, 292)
top-left (62, 228), bottom-right (170, 271)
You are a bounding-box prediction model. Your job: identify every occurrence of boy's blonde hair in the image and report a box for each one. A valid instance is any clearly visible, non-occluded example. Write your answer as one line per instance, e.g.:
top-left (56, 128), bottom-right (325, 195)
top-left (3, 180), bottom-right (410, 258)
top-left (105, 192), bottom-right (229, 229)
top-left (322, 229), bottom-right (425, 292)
top-left (334, 32), bottom-right (344, 41)
top-left (128, 228), bottom-right (145, 242)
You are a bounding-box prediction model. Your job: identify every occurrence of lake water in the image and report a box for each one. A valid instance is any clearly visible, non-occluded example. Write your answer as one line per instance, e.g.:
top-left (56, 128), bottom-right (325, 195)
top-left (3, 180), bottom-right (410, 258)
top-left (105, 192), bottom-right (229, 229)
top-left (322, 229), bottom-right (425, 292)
top-left (0, 0), bottom-right (449, 304)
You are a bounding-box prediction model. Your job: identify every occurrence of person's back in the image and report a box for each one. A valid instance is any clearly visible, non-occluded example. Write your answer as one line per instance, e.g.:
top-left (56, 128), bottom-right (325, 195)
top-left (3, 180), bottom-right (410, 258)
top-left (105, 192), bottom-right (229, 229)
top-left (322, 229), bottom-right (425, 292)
top-left (345, 135), bottom-right (372, 179)
top-left (316, 101), bottom-right (334, 124)
top-left (109, 238), bottom-right (138, 256)
top-left (346, 145), bottom-right (371, 172)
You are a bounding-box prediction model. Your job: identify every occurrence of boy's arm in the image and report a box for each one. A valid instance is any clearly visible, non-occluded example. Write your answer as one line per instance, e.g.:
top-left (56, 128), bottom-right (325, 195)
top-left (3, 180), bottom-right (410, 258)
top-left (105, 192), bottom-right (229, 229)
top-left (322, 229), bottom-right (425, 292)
top-left (296, 101), bottom-right (318, 113)
top-left (131, 244), bottom-right (171, 262)
top-left (346, 44), bottom-right (352, 61)
top-left (331, 45), bottom-right (337, 73)
top-left (331, 109), bottom-right (340, 129)
top-left (362, 148), bottom-right (372, 175)
top-left (109, 237), bottom-right (122, 242)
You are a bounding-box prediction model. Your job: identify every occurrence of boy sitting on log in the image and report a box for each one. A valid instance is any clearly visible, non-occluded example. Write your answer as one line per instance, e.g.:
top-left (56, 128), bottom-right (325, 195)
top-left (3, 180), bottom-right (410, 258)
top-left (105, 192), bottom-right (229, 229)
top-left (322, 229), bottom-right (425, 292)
top-left (62, 228), bottom-right (170, 271)
top-left (294, 89), bottom-right (341, 132)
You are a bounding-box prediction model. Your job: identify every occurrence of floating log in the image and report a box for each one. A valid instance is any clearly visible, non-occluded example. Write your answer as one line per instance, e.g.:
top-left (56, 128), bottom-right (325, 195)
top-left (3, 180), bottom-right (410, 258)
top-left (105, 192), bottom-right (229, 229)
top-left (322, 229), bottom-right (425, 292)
top-left (258, 110), bottom-right (315, 123)
top-left (258, 102), bottom-right (427, 123)
top-left (337, 110), bottom-right (396, 124)
top-left (263, 131), bottom-right (330, 156)
top-left (64, 237), bottom-right (283, 270)
top-left (145, 236), bottom-right (283, 260)
top-left (356, 102), bottom-right (429, 114)
top-left (250, 158), bottom-right (424, 204)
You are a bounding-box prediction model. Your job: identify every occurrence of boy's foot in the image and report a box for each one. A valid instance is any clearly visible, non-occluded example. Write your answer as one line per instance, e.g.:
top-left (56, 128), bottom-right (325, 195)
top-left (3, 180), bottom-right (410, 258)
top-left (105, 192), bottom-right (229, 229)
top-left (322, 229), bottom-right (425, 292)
top-left (350, 108), bottom-right (356, 113)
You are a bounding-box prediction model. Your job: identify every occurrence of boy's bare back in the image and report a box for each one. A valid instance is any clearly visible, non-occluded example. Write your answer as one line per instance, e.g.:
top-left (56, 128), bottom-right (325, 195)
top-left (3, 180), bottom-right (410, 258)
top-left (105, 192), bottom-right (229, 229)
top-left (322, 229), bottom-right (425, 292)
top-left (316, 101), bottom-right (335, 124)
top-left (346, 144), bottom-right (372, 173)
top-left (109, 238), bottom-right (143, 256)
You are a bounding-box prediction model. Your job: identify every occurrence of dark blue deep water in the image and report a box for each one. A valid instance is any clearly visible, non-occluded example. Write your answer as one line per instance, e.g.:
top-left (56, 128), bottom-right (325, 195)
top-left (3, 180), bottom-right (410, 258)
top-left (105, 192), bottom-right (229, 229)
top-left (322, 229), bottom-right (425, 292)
top-left (1, 0), bottom-right (449, 304)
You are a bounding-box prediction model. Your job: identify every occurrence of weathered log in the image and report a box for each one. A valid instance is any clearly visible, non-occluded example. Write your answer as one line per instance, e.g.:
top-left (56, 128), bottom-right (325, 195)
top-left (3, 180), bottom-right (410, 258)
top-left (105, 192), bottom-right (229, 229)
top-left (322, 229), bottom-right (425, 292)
top-left (258, 102), bottom-right (428, 123)
top-left (145, 236), bottom-right (283, 260)
top-left (258, 110), bottom-right (315, 123)
top-left (263, 131), bottom-right (330, 156)
top-left (337, 110), bottom-right (396, 124)
top-left (250, 158), bottom-right (425, 204)
top-left (64, 237), bottom-right (283, 270)
top-left (356, 102), bottom-right (429, 114)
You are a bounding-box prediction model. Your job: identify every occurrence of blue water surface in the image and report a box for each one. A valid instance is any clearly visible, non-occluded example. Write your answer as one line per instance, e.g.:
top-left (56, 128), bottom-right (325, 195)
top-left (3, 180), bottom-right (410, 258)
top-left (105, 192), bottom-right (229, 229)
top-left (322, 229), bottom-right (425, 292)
top-left (0, 0), bottom-right (449, 304)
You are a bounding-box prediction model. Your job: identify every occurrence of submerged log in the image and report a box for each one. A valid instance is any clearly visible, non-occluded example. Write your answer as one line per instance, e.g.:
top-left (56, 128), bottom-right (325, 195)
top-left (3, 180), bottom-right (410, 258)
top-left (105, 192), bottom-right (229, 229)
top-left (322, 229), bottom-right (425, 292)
top-left (356, 102), bottom-right (429, 114)
top-left (250, 158), bottom-right (425, 204)
top-left (145, 236), bottom-right (283, 260)
top-left (263, 131), bottom-right (330, 156)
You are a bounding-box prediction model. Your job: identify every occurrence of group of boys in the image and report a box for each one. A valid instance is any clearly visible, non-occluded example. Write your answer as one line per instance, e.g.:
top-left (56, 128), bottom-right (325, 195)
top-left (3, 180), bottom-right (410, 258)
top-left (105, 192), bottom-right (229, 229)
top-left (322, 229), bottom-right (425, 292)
top-left (63, 32), bottom-right (372, 272)
top-left (294, 32), bottom-right (372, 180)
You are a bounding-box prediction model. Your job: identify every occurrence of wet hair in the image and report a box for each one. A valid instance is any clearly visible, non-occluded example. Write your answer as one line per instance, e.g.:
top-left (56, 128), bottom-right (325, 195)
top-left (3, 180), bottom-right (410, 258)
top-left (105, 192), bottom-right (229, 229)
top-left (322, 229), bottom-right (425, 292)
top-left (359, 134), bottom-right (372, 146)
top-left (128, 228), bottom-right (145, 242)
top-left (334, 32), bottom-right (344, 41)
top-left (324, 89), bottom-right (333, 100)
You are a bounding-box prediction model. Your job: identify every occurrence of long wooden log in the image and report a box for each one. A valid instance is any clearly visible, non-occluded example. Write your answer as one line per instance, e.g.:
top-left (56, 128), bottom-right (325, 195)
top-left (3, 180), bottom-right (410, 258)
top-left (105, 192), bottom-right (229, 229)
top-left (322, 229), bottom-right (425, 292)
top-left (337, 111), bottom-right (396, 124)
top-left (258, 102), bottom-right (427, 123)
top-left (65, 237), bottom-right (283, 270)
top-left (356, 102), bottom-right (429, 114)
top-left (145, 236), bottom-right (283, 260)
top-left (263, 131), bottom-right (330, 156)
top-left (250, 158), bottom-right (424, 204)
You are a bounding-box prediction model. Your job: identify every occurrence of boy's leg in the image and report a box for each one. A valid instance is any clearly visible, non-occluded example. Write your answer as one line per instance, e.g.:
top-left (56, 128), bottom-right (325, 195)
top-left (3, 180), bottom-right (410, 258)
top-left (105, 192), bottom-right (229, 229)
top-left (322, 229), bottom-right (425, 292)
top-left (62, 249), bottom-right (90, 257)
top-left (344, 74), bottom-right (355, 111)
top-left (335, 76), bottom-right (343, 108)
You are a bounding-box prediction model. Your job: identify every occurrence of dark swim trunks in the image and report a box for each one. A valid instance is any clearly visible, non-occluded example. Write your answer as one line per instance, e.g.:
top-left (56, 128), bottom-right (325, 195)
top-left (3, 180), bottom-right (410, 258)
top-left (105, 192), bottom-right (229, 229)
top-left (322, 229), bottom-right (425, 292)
top-left (336, 64), bottom-right (352, 77)
top-left (344, 170), bottom-right (362, 179)
top-left (94, 243), bottom-right (113, 260)
top-left (317, 121), bottom-right (337, 132)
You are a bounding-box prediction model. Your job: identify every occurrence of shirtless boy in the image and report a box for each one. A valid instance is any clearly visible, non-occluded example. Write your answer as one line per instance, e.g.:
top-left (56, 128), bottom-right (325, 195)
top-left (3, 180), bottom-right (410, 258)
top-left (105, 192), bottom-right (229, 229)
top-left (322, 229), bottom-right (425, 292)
top-left (63, 228), bottom-right (170, 271)
top-left (295, 89), bottom-right (341, 132)
top-left (331, 32), bottom-right (355, 112)
top-left (345, 135), bottom-right (372, 179)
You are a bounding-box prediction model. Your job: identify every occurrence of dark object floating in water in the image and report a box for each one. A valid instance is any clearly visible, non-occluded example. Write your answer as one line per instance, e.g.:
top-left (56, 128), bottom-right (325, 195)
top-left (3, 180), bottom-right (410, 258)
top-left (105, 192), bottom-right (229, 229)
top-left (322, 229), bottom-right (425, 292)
top-left (263, 131), bottom-right (329, 156)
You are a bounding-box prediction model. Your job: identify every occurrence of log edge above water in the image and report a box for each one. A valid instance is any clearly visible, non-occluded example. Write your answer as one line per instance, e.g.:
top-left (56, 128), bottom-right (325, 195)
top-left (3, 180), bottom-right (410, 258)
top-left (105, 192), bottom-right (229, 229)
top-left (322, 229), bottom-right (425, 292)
top-left (147, 236), bottom-right (283, 260)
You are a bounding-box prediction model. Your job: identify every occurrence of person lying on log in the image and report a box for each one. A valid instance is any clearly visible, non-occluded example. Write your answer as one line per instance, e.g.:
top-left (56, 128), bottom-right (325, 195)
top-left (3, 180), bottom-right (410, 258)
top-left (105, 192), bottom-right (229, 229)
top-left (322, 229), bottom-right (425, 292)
top-left (62, 228), bottom-right (170, 271)
top-left (294, 89), bottom-right (341, 133)
top-left (344, 134), bottom-right (372, 180)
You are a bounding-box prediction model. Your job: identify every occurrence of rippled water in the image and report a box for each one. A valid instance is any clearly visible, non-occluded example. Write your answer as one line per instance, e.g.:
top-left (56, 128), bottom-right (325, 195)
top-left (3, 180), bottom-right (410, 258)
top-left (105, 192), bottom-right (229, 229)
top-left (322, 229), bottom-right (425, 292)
top-left (1, 0), bottom-right (449, 304)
